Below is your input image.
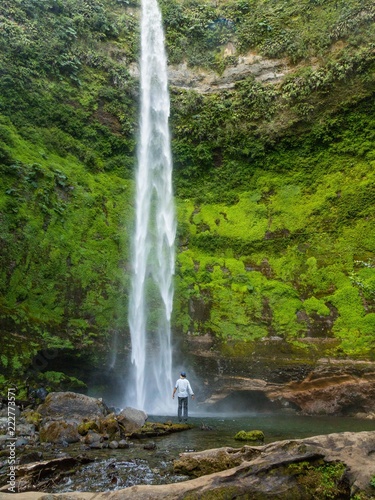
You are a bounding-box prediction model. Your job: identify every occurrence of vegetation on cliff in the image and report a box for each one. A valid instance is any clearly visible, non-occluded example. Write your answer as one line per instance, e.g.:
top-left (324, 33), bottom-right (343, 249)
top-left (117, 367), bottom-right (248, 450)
top-left (0, 0), bottom-right (374, 391)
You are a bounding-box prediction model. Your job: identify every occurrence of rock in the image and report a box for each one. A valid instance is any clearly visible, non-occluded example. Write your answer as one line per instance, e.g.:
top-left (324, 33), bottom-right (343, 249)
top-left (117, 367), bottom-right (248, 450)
top-left (167, 53), bottom-right (291, 94)
top-left (116, 407), bottom-right (147, 434)
top-left (77, 420), bottom-right (100, 436)
top-left (39, 420), bottom-right (80, 444)
top-left (0, 418), bottom-right (9, 434)
top-left (271, 368), bottom-right (375, 416)
top-left (0, 405), bottom-right (21, 418)
top-left (118, 439), bottom-right (129, 449)
top-left (99, 413), bottom-right (121, 440)
top-left (174, 447), bottom-right (252, 478)
top-left (13, 455), bottom-right (93, 493)
top-left (19, 451), bottom-right (43, 465)
top-left (200, 423), bottom-right (213, 431)
top-left (15, 437), bottom-right (29, 447)
top-left (143, 442), bottom-right (156, 450)
top-left (16, 423), bottom-right (36, 437)
top-left (36, 392), bottom-right (110, 444)
top-left (194, 346), bottom-right (375, 418)
top-left (234, 430), bottom-right (265, 442)
top-left (89, 441), bottom-right (106, 449)
top-left (82, 430), bottom-right (102, 445)
top-left (37, 392), bottom-right (108, 420)
top-left (22, 410), bottom-right (42, 429)
top-left (109, 440), bottom-right (118, 449)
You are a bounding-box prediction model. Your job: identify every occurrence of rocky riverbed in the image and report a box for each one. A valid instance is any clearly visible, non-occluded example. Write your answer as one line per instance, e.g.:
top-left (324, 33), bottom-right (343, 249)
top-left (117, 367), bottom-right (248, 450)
top-left (1, 391), bottom-right (375, 498)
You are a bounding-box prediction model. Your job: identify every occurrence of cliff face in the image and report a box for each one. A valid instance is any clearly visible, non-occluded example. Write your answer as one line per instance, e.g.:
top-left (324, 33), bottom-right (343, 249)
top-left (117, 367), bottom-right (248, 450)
top-left (0, 0), bottom-right (374, 407)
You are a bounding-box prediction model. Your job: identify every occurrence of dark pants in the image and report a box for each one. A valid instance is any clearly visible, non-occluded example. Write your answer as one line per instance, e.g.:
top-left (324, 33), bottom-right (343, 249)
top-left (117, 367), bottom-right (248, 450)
top-left (178, 397), bottom-right (188, 422)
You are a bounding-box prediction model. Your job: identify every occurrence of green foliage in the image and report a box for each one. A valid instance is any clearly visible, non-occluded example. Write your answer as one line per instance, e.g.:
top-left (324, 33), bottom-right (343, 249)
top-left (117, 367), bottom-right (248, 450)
top-left (160, 0), bottom-right (375, 71)
top-left (0, 118), bottom-right (132, 375)
top-left (1, 0), bottom-right (375, 383)
top-left (40, 371), bottom-right (86, 390)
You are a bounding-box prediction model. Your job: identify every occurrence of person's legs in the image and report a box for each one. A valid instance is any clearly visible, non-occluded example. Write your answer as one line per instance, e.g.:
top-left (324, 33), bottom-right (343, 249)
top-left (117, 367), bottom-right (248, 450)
top-left (182, 397), bottom-right (188, 422)
top-left (178, 397), bottom-right (183, 422)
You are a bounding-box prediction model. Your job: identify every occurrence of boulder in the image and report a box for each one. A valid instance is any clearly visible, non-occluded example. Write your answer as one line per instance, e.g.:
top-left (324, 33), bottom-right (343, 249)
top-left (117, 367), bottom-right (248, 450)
top-left (37, 392), bottom-right (109, 444)
top-left (37, 392), bottom-right (108, 420)
top-left (116, 407), bottom-right (147, 434)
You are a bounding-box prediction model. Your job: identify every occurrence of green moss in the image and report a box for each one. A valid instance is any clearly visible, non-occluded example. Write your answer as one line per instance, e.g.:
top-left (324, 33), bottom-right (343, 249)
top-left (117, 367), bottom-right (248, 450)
top-left (234, 430), bottom-right (265, 442)
top-left (1, 0), bottom-right (375, 378)
top-left (78, 421), bottom-right (100, 436)
top-left (287, 460), bottom-right (348, 499)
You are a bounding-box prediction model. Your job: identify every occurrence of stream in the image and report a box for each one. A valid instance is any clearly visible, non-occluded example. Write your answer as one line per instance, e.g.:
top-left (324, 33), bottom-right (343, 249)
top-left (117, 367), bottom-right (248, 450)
top-left (40, 412), bottom-right (375, 493)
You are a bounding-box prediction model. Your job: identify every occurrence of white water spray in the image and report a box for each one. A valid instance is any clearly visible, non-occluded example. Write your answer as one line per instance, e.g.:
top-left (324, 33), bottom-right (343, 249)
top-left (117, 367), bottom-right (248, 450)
top-left (127, 0), bottom-right (176, 414)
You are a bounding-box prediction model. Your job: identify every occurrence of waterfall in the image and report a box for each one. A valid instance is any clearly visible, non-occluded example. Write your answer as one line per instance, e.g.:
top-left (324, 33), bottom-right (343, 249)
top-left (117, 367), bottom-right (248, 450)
top-left (127, 0), bottom-right (176, 414)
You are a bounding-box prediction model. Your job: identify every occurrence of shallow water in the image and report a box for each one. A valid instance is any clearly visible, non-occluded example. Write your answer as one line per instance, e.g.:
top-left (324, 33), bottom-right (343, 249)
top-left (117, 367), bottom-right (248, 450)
top-left (50, 411), bottom-right (375, 493)
top-left (149, 412), bottom-right (375, 451)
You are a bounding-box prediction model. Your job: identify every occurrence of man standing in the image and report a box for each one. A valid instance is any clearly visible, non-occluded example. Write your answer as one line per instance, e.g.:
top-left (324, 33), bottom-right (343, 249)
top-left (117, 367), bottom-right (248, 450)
top-left (172, 372), bottom-right (194, 422)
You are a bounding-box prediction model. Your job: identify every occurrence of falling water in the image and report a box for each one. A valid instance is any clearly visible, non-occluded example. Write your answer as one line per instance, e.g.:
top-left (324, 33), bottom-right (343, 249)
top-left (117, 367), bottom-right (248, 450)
top-left (127, 0), bottom-right (176, 414)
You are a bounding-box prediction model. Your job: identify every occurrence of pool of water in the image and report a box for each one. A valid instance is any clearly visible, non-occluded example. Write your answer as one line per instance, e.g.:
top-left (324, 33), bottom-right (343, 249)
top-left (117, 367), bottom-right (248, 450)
top-left (149, 412), bottom-right (375, 452)
top-left (49, 412), bottom-right (375, 493)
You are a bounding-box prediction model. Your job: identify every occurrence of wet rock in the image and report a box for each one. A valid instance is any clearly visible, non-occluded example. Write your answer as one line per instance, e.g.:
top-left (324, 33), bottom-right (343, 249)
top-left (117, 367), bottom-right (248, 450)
top-left (14, 455), bottom-right (94, 493)
top-left (116, 407), bottom-right (147, 434)
top-left (19, 451), bottom-right (43, 465)
top-left (143, 441), bottom-right (156, 450)
top-left (127, 421), bottom-right (193, 439)
top-left (199, 423), bottom-right (213, 431)
top-left (118, 439), bottom-right (129, 449)
top-left (89, 441), bottom-right (106, 449)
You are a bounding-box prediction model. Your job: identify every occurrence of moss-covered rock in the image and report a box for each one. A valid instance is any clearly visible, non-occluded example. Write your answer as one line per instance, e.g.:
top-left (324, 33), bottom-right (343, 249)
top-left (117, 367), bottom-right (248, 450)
top-left (77, 420), bottom-right (100, 436)
top-left (174, 449), bottom-right (243, 478)
top-left (22, 411), bottom-right (42, 430)
top-left (234, 430), bottom-right (265, 442)
top-left (39, 420), bottom-right (80, 444)
top-left (99, 413), bottom-right (121, 440)
top-left (128, 421), bottom-right (193, 438)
